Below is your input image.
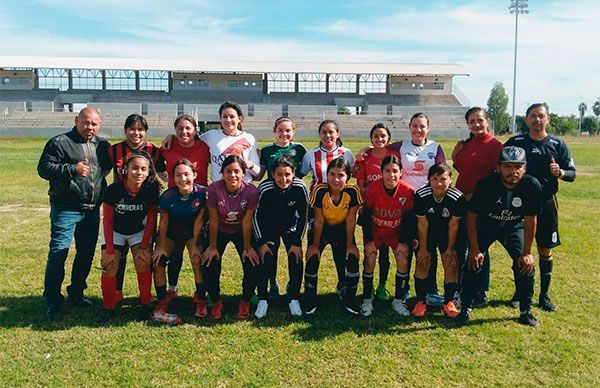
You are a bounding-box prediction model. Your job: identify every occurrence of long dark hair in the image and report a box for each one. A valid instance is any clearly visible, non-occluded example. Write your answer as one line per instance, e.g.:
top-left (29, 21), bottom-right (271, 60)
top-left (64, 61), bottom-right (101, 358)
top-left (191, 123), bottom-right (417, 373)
top-left (219, 101), bottom-right (244, 131)
top-left (125, 153), bottom-right (161, 191)
top-left (326, 156), bottom-right (351, 178)
top-left (124, 114), bottom-right (148, 131)
top-left (318, 119), bottom-right (343, 147)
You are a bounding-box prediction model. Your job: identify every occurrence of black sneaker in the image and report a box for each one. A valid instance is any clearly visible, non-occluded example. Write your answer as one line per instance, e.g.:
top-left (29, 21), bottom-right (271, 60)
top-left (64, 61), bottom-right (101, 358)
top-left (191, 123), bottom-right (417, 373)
top-left (135, 305), bottom-right (153, 321)
top-left (508, 293), bottom-right (519, 309)
top-left (68, 295), bottom-right (93, 308)
top-left (456, 308), bottom-right (472, 326)
top-left (539, 294), bottom-right (557, 312)
top-left (344, 302), bottom-right (360, 316)
top-left (473, 292), bottom-right (489, 308)
top-left (96, 308), bottom-right (115, 323)
top-left (518, 311), bottom-right (540, 327)
top-left (46, 305), bottom-right (63, 321)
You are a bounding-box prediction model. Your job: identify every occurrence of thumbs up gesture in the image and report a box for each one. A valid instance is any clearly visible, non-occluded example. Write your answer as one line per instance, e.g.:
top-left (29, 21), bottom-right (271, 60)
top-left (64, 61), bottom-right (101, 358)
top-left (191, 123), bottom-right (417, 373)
top-left (75, 158), bottom-right (90, 177)
top-left (549, 157), bottom-right (561, 177)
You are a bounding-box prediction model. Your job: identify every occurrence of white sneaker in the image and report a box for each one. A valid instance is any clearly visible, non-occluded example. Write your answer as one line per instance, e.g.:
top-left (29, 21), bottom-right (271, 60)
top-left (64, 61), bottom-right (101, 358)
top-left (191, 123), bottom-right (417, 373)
top-left (391, 298), bottom-right (410, 316)
top-left (360, 299), bottom-right (374, 317)
top-left (288, 299), bottom-right (302, 316)
top-left (254, 300), bottom-right (269, 319)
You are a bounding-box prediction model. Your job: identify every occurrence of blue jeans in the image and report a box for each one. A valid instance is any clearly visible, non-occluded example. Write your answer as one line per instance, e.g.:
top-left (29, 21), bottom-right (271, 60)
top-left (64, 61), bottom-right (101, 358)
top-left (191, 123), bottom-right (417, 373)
top-left (44, 204), bottom-right (100, 307)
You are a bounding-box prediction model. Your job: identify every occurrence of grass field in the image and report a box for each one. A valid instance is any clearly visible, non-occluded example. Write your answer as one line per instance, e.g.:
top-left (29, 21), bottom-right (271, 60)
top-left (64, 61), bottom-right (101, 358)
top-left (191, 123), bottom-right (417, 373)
top-left (1, 136), bottom-right (599, 387)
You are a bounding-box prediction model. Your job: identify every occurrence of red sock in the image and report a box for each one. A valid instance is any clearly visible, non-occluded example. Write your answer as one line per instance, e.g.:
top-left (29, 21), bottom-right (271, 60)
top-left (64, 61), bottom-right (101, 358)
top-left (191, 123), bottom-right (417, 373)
top-left (101, 275), bottom-right (117, 310)
top-left (137, 271), bottom-right (153, 306)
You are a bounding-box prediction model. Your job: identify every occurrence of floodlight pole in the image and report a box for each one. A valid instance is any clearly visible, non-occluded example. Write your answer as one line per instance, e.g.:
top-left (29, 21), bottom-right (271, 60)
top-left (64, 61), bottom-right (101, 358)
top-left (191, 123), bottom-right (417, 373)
top-left (509, 0), bottom-right (528, 134)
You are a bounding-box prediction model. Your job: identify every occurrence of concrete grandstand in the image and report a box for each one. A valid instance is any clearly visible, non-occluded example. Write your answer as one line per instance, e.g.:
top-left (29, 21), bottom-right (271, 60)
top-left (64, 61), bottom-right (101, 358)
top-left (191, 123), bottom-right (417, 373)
top-left (0, 56), bottom-right (472, 138)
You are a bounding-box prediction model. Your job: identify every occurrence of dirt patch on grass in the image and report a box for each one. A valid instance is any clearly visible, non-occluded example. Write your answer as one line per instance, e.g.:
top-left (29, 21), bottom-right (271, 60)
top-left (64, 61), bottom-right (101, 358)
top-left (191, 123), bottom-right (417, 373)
top-left (0, 204), bottom-right (48, 213)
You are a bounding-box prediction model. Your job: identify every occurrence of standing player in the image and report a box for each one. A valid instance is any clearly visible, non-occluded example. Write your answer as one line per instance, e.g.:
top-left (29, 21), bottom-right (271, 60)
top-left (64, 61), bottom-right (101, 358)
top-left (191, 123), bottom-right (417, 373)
top-left (107, 114), bottom-right (164, 305)
top-left (413, 164), bottom-right (467, 318)
top-left (253, 155), bottom-right (309, 316)
top-left (305, 157), bottom-right (362, 315)
top-left (97, 154), bottom-right (160, 322)
top-left (360, 155), bottom-right (413, 317)
top-left (457, 147), bottom-right (542, 326)
top-left (355, 123), bottom-right (400, 302)
top-left (504, 103), bottom-right (576, 312)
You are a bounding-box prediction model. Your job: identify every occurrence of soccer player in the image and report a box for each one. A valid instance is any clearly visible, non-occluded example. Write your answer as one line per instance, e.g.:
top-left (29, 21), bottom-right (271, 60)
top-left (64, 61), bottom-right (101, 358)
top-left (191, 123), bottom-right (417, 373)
top-left (457, 147), bottom-right (542, 327)
top-left (413, 164), bottom-right (467, 318)
top-left (152, 159), bottom-right (207, 324)
top-left (97, 154), bottom-right (160, 322)
top-left (504, 103), bottom-right (576, 312)
top-left (361, 155), bottom-right (413, 317)
top-left (256, 116), bottom-right (307, 298)
top-left (355, 123), bottom-right (400, 302)
top-left (201, 156), bottom-right (264, 320)
top-left (253, 155), bottom-right (309, 316)
top-left (304, 157), bottom-right (362, 315)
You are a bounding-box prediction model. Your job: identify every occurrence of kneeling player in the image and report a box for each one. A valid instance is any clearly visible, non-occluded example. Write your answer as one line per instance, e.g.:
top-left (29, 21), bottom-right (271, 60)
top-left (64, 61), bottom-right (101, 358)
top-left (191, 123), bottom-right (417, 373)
top-left (457, 147), bottom-right (542, 327)
top-left (361, 155), bottom-right (414, 317)
top-left (413, 164), bottom-right (467, 318)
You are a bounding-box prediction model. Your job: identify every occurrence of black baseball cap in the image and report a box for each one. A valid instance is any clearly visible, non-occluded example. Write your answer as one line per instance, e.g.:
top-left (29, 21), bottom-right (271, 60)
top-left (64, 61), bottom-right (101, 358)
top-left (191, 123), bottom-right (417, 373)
top-left (499, 146), bottom-right (527, 164)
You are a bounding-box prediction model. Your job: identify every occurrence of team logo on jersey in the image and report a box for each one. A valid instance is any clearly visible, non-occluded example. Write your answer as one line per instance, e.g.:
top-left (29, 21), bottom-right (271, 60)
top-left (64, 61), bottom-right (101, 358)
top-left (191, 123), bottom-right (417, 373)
top-left (191, 199), bottom-right (200, 209)
top-left (496, 197), bottom-right (503, 204)
top-left (217, 200), bottom-right (226, 207)
top-left (399, 197), bottom-right (407, 205)
top-left (427, 152), bottom-right (435, 159)
top-left (552, 232), bottom-right (558, 243)
top-left (512, 197), bottom-right (522, 207)
top-left (288, 201), bottom-right (296, 207)
top-left (240, 200), bottom-right (248, 209)
top-left (226, 211), bottom-right (239, 221)
top-left (532, 147), bottom-right (542, 154)
top-left (414, 160), bottom-right (425, 171)
top-left (442, 208), bottom-right (450, 218)
top-left (427, 207), bottom-right (435, 214)
top-left (289, 149), bottom-right (297, 156)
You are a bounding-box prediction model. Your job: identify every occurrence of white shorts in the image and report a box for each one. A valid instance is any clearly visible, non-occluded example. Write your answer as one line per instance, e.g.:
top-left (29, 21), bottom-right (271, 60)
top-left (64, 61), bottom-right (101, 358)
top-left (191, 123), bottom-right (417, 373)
top-left (101, 229), bottom-right (145, 248)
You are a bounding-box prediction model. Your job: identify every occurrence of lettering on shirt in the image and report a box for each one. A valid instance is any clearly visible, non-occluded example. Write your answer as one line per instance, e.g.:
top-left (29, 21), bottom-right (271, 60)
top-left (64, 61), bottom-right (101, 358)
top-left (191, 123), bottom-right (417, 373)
top-left (488, 210), bottom-right (521, 222)
top-left (115, 203), bottom-right (144, 213)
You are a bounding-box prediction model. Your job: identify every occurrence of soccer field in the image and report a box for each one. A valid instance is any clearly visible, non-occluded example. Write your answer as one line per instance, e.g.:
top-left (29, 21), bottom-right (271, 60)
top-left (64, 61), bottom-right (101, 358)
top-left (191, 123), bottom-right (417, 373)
top-left (0, 136), bottom-right (599, 386)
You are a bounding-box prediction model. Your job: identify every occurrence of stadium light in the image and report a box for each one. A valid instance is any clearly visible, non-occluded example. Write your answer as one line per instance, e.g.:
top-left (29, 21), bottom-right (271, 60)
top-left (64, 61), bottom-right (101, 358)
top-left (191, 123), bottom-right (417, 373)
top-left (509, 0), bottom-right (529, 134)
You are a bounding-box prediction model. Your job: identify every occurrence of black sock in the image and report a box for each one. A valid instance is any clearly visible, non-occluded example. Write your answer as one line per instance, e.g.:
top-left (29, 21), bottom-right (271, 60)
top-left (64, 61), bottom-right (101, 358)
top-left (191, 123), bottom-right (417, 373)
top-left (345, 254), bottom-right (359, 301)
top-left (517, 267), bottom-right (535, 313)
top-left (378, 246), bottom-right (390, 285)
top-left (395, 272), bottom-right (409, 300)
top-left (539, 255), bottom-right (553, 296)
top-left (415, 277), bottom-right (427, 302)
top-left (304, 256), bottom-right (320, 302)
top-left (362, 272), bottom-right (374, 300)
top-left (116, 255), bottom-right (127, 291)
top-left (444, 282), bottom-right (458, 303)
top-left (155, 285), bottom-right (166, 301)
top-left (195, 282), bottom-right (205, 299)
top-left (167, 252), bottom-right (183, 288)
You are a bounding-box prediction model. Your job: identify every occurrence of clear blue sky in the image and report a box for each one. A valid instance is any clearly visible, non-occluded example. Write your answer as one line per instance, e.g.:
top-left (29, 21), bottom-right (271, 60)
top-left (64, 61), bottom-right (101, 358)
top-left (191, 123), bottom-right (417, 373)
top-left (1, 0), bottom-right (597, 115)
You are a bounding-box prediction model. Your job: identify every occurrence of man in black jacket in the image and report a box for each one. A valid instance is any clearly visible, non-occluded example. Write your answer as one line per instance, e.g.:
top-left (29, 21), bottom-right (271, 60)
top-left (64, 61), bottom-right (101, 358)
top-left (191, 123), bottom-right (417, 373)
top-left (38, 107), bottom-right (111, 320)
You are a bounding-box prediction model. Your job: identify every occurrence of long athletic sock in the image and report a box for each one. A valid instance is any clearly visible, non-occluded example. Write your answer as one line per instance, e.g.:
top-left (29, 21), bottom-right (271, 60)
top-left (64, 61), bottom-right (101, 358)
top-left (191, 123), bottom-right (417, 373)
top-left (362, 272), bottom-right (374, 300)
top-left (136, 271), bottom-right (152, 306)
top-left (378, 246), bottom-right (390, 285)
top-left (304, 256), bottom-right (320, 302)
top-left (167, 252), bottom-right (183, 288)
top-left (155, 285), bottom-right (167, 301)
top-left (395, 272), bottom-right (409, 300)
top-left (101, 275), bottom-right (117, 310)
top-left (539, 255), bottom-right (553, 296)
top-left (414, 276), bottom-right (427, 302)
top-left (345, 254), bottom-right (359, 301)
top-left (517, 266), bottom-right (535, 313)
top-left (116, 256), bottom-right (127, 291)
top-left (444, 282), bottom-right (458, 303)
top-left (195, 282), bottom-right (205, 300)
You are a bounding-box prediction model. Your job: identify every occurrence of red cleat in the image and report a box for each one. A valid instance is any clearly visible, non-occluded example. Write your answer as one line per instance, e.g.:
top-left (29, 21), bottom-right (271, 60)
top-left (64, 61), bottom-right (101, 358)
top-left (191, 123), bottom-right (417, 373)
top-left (237, 300), bottom-right (250, 320)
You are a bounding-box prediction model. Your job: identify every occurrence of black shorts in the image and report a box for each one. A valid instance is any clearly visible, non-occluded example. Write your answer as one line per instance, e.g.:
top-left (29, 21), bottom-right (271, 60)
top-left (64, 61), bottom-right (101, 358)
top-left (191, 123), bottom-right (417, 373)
top-left (536, 197), bottom-right (560, 249)
top-left (478, 225), bottom-right (524, 261)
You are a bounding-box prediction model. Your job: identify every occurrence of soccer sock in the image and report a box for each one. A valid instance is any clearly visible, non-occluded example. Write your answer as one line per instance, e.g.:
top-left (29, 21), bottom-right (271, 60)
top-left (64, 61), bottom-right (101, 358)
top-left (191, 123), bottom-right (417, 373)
top-left (378, 246), bottom-right (390, 285)
top-left (414, 276), bottom-right (427, 302)
top-left (136, 271), bottom-right (152, 306)
top-left (517, 267), bottom-right (535, 313)
top-left (395, 271), bottom-right (409, 300)
top-left (345, 253), bottom-right (359, 300)
top-left (101, 275), bottom-right (117, 310)
top-left (116, 255), bottom-right (127, 291)
top-left (155, 285), bottom-right (167, 301)
top-left (539, 255), bottom-right (553, 296)
top-left (362, 272), bottom-right (374, 300)
top-left (444, 282), bottom-right (458, 303)
top-left (167, 252), bottom-right (183, 288)
top-left (195, 282), bottom-right (205, 300)
top-left (426, 254), bottom-right (438, 294)
top-left (304, 255), bottom-right (320, 302)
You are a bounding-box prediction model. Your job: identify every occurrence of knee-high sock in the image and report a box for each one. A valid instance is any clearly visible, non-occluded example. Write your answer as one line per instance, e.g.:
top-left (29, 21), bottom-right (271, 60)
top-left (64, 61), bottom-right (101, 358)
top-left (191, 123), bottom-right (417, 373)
top-left (414, 276), bottom-right (427, 302)
top-left (345, 254), bottom-right (359, 301)
top-left (378, 246), bottom-right (390, 285)
top-left (516, 262), bottom-right (535, 313)
top-left (202, 260), bottom-right (222, 303)
top-left (304, 256), bottom-right (320, 301)
top-left (395, 272), bottom-right (409, 300)
top-left (443, 282), bottom-right (458, 303)
top-left (101, 275), bottom-right (117, 310)
top-left (116, 256), bottom-right (127, 291)
top-left (136, 271), bottom-right (152, 306)
top-left (167, 252), bottom-right (183, 288)
top-left (362, 272), bottom-right (374, 300)
top-left (539, 255), bottom-right (553, 296)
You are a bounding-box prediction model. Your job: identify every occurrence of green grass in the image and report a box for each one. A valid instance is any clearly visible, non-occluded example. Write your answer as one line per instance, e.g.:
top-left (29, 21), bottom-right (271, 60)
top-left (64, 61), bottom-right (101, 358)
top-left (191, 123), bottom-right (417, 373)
top-left (1, 136), bottom-right (600, 386)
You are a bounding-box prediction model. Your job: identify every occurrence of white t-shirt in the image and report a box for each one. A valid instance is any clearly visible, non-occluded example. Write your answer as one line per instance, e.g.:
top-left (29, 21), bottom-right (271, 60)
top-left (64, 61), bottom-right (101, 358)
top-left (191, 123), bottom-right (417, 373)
top-left (200, 130), bottom-right (260, 182)
top-left (390, 139), bottom-right (445, 190)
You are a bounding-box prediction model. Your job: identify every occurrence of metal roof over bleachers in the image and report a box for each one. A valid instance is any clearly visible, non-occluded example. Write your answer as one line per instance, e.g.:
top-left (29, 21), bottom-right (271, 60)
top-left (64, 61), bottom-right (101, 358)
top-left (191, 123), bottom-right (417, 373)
top-left (0, 56), bottom-right (468, 76)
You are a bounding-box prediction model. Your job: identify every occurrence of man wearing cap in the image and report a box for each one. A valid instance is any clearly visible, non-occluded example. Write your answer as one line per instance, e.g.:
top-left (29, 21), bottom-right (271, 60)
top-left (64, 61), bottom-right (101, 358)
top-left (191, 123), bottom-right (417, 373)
top-left (504, 103), bottom-right (576, 312)
top-left (456, 146), bottom-right (543, 326)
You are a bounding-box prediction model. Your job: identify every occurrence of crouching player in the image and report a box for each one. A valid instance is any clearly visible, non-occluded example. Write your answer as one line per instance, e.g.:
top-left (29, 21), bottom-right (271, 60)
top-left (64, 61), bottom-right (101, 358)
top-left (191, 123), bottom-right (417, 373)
top-left (97, 154), bottom-right (160, 322)
top-left (253, 155), bottom-right (308, 316)
top-left (360, 155), bottom-right (414, 317)
top-left (152, 159), bottom-right (207, 324)
top-left (457, 147), bottom-right (542, 327)
top-left (413, 164), bottom-right (467, 318)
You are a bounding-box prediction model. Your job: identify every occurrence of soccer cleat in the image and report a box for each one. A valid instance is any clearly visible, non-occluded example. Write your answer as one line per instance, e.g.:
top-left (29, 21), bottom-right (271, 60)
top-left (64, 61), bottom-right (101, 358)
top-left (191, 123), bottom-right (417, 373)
top-left (67, 295), bottom-right (93, 308)
top-left (453, 293), bottom-right (462, 309)
top-left (344, 300), bottom-right (360, 316)
top-left (456, 308), bottom-right (472, 326)
top-left (360, 299), bottom-right (374, 317)
top-left (211, 300), bottom-right (224, 320)
top-left (473, 291), bottom-right (489, 308)
top-left (250, 292), bottom-right (259, 306)
top-left (237, 300), bottom-right (250, 320)
top-left (374, 284), bottom-right (391, 301)
top-left (269, 283), bottom-right (280, 300)
top-left (114, 291), bottom-right (124, 305)
top-left (165, 289), bottom-right (178, 303)
top-left (412, 301), bottom-right (427, 317)
top-left (425, 293), bottom-right (445, 308)
top-left (539, 294), bottom-right (557, 312)
top-left (442, 301), bottom-right (460, 318)
top-left (518, 311), bottom-right (540, 327)
top-left (288, 299), bottom-right (302, 316)
top-left (152, 301), bottom-right (182, 325)
top-left (304, 301), bottom-right (318, 316)
top-left (254, 300), bottom-right (269, 319)
top-left (96, 308), bottom-right (115, 323)
top-left (193, 293), bottom-right (208, 318)
top-left (391, 298), bottom-right (410, 317)
top-left (508, 293), bottom-right (520, 309)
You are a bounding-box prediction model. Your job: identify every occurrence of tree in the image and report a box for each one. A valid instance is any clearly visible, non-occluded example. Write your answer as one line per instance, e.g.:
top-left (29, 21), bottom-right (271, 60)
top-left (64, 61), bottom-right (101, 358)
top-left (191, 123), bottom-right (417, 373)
top-left (592, 98), bottom-right (600, 124)
top-left (337, 106), bottom-right (351, 115)
top-left (486, 82), bottom-right (510, 134)
top-left (578, 102), bottom-right (588, 118)
top-left (582, 116), bottom-right (599, 135)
